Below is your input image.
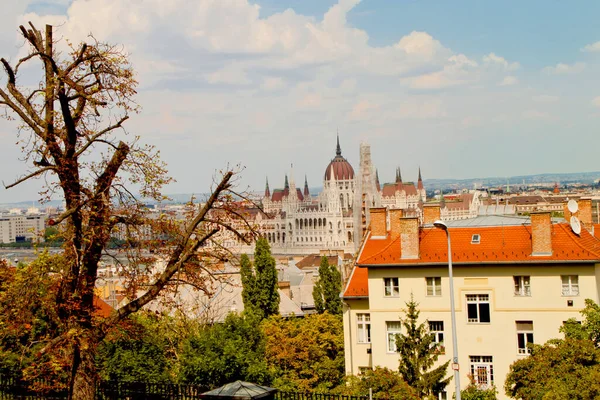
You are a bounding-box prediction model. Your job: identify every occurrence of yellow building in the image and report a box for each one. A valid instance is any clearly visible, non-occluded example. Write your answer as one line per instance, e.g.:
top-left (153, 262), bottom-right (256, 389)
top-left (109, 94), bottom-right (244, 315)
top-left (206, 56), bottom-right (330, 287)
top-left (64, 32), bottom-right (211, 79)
top-left (342, 206), bottom-right (600, 400)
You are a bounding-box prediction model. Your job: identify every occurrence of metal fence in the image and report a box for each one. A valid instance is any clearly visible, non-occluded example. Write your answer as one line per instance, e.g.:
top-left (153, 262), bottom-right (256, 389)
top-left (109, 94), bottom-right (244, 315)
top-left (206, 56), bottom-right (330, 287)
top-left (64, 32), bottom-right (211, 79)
top-left (0, 376), bottom-right (372, 400)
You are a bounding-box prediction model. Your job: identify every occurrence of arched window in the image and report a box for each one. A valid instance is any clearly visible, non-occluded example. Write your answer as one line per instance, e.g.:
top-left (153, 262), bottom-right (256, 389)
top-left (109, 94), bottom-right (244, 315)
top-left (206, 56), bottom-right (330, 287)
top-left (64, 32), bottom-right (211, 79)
top-left (277, 232), bottom-right (280, 242)
top-left (348, 231), bottom-right (352, 242)
top-left (282, 233), bottom-right (286, 243)
top-left (340, 194), bottom-right (344, 208)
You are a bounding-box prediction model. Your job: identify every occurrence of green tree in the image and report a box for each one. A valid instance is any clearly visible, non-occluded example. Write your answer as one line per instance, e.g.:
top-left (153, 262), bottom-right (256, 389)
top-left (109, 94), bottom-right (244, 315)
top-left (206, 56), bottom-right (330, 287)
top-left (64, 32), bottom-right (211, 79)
top-left (335, 366), bottom-right (418, 400)
top-left (261, 312), bottom-right (345, 392)
top-left (505, 338), bottom-right (600, 399)
top-left (396, 295), bottom-right (450, 398)
top-left (459, 379), bottom-right (498, 400)
top-left (179, 313), bottom-right (270, 389)
top-left (96, 312), bottom-right (182, 383)
top-left (560, 299), bottom-right (600, 345)
top-left (312, 256), bottom-right (342, 315)
top-left (240, 238), bottom-right (279, 320)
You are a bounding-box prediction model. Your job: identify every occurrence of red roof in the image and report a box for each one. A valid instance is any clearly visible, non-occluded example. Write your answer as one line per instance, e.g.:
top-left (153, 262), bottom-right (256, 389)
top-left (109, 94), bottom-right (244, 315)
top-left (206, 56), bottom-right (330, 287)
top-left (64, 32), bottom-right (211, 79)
top-left (324, 155), bottom-right (355, 181)
top-left (343, 265), bottom-right (368, 297)
top-left (344, 222), bottom-right (600, 298)
top-left (93, 295), bottom-right (113, 318)
top-left (381, 182), bottom-right (418, 197)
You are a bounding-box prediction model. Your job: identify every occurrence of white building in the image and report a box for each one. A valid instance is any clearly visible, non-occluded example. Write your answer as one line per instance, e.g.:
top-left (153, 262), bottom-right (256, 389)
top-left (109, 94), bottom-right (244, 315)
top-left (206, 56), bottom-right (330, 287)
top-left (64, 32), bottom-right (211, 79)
top-left (0, 213), bottom-right (47, 243)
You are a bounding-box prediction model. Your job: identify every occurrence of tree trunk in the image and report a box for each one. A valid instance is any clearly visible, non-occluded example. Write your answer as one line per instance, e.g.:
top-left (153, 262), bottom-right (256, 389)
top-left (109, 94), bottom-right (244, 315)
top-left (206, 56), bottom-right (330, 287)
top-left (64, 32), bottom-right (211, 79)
top-left (70, 341), bottom-right (97, 400)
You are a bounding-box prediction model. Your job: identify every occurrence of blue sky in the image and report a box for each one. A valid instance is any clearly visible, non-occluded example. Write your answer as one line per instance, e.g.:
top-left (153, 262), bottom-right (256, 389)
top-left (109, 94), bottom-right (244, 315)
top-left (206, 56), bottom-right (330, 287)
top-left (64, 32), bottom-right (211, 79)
top-left (1, 0), bottom-right (599, 202)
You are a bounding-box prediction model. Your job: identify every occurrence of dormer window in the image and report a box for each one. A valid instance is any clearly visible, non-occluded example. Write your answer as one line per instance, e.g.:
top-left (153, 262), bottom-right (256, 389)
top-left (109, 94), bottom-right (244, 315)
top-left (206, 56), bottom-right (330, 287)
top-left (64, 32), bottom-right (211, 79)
top-left (471, 234), bottom-right (481, 244)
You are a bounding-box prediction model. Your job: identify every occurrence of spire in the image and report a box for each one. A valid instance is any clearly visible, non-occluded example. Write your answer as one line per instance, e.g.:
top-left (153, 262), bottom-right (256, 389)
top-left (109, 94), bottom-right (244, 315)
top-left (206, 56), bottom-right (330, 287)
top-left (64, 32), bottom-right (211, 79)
top-left (336, 131), bottom-right (342, 156)
top-left (284, 174), bottom-right (289, 192)
top-left (303, 175), bottom-right (310, 198)
top-left (440, 189), bottom-right (445, 207)
top-left (417, 167), bottom-right (423, 190)
top-left (375, 169), bottom-right (381, 191)
top-left (396, 167), bottom-right (402, 183)
top-left (265, 177), bottom-right (270, 198)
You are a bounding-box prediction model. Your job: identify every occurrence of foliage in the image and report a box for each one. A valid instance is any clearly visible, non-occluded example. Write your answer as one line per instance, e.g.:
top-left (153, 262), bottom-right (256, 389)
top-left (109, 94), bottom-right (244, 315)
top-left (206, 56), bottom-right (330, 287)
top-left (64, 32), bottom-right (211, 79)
top-left (262, 312), bottom-right (345, 392)
top-left (395, 295), bottom-right (450, 398)
top-left (179, 313), bottom-right (270, 389)
top-left (0, 23), bottom-right (252, 399)
top-left (240, 238), bottom-right (280, 320)
top-left (312, 256), bottom-right (343, 315)
top-left (335, 366), bottom-right (418, 400)
top-left (504, 338), bottom-right (600, 399)
top-left (96, 312), bottom-right (185, 383)
top-left (459, 378), bottom-right (498, 400)
top-left (0, 253), bottom-right (68, 388)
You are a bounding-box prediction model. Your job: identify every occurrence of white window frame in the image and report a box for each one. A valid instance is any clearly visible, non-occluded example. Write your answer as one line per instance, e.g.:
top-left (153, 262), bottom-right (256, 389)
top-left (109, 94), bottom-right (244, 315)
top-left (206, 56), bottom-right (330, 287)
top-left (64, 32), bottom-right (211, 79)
top-left (426, 277), bottom-right (442, 296)
top-left (466, 294), bottom-right (491, 323)
top-left (469, 356), bottom-right (494, 388)
top-left (383, 277), bottom-right (399, 297)
top-left (357, 313), bottom-right (371, 343)
top-left (516, 321), bottom-right (534, 355)
top-left (386, 321), bottom-right (402, 353)
top-left (561, 275), bottom-right (579, 296)
top-left (514, 276), bottom-right (531, 296)
top-left (429, 321), bottom-right (445, 354)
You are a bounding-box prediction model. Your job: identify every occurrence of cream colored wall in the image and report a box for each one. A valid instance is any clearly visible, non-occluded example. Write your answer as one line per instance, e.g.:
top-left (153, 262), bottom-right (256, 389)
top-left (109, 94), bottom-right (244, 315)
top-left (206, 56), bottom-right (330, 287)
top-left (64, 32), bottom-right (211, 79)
top-left (343, 299), bottom-right (372, 375)
top-left (345, 263), bottom-right (599, 400)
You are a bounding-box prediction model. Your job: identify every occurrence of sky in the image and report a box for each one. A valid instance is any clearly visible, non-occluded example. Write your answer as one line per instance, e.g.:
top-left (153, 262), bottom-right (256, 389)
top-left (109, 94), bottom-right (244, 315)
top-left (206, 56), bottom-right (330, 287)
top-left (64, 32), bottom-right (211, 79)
top-left (1, 0), bottom-right (599, 202)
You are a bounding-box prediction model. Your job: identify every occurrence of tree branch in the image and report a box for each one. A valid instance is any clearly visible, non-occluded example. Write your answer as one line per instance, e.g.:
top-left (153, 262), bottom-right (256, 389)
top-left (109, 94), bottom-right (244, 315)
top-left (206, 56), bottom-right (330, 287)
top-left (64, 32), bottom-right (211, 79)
top-left (3, 166), bottom-right (55, 189)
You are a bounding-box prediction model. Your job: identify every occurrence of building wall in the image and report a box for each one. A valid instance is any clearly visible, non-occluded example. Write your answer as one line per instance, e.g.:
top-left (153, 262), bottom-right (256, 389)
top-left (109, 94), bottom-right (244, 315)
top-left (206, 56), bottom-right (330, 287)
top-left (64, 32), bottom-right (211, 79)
top-left (0, 214), bottom-right (46, 243)
top-left (344, 263), bottom-right (599, 399)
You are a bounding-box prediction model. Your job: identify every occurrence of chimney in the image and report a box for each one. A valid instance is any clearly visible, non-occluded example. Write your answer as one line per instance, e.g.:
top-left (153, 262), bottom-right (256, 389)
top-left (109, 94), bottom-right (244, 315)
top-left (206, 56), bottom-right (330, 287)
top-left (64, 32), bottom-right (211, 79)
top-left (389, 209), bottom-right (404, 240)
top-left (370, 208), bottom-right (387, 238)
top-left (531, 212), bottom-right (552, 256)
top-left (399, 217), bottom-right (420, 259)
top-left (423, 204), bottom-right (441, 225)
top-left (563, 202), bottom-right (572, 221)
top-left (578, 198), bottom-right (592, 231)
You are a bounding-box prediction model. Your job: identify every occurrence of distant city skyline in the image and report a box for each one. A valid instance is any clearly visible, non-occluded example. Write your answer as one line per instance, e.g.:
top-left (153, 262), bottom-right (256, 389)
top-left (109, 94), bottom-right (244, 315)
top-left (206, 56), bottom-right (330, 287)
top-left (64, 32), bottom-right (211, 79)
top-left (1, 0), bottom-right (600, 203)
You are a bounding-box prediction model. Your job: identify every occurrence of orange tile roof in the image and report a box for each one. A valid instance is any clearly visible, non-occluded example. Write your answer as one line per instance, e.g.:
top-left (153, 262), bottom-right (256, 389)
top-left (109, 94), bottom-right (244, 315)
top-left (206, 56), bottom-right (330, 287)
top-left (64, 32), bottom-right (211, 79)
top-left (93, 295), bottom-right (114, 318)
top-left (344, 222), bottom-right (600, 298)
top-left (342, 265), bottom-right (368, 298)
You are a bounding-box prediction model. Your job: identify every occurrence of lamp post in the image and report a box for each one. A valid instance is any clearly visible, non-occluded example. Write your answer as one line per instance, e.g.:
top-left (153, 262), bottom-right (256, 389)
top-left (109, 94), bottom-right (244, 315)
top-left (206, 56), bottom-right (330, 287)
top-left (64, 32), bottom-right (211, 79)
top-left (433, 220), bottom-right (461, 400)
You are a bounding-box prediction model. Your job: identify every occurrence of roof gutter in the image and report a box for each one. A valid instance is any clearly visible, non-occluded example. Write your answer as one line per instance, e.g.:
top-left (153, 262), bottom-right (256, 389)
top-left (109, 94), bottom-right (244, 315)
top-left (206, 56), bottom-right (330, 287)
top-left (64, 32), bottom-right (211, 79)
top-left (357, 259), bottom-right (600, 268)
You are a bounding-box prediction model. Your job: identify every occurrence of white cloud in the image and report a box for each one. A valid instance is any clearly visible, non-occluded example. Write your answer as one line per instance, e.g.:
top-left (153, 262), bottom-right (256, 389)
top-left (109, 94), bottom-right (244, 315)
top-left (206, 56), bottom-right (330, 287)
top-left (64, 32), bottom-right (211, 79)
top-left (542, 62), bottom-right (586, 75)
top-left (403, 53), bottom-right (478, 89)
top-left (532, 95), bottom-right (559, 103)
top-left (592, 97), bottom-right (600, 108)
top-left (261, 77), bottom-right (287, 91)
top-left (522, 110), bottom-right (554, 120)
top-left (348, 100), bottom-right (378, 120)
top-left (499, 76), bottom-right (518, 86)
top-left (483, 52), bottom-right (520, 71)
top-left (581, 41), bottom-right (600, 53)
top-left (297, 93), bottom-right (322, 108)
top-left (205, 64), bottom-right (252, 85)
top-left (395, 31), bottom-right (444, 59)
top-left (396, 99), bottom-right (447, 119)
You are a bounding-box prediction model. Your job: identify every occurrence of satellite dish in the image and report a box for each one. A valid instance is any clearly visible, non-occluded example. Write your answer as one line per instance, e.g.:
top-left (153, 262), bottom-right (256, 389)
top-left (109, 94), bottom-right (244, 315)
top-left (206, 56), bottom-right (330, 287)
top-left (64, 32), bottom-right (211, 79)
top-left (568, 199), bottom-right (578, 214)
top-left (570, 216), bottom-right (581, 236)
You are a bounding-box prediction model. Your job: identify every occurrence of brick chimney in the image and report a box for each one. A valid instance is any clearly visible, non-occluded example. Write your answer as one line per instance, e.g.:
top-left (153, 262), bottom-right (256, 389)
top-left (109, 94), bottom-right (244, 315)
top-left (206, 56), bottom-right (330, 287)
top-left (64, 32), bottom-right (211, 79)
top-left (370, 208), bottom-right (387, 238)
top-left (531, 211), bottom-right (552, 256)
top-left (423, 204), bottom-right (441, 225)
top-left (389, 209), bottom-right (404, 240)
top-left (399, 217), bottom-right (420, 259)
top-left (578, 198), bottom-right (592, 231)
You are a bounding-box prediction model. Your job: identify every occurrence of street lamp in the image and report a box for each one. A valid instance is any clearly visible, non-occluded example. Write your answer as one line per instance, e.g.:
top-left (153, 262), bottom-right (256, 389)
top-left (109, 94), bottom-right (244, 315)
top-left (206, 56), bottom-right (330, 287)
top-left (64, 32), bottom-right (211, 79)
top-left (433, 220), bottom-right (461, 400)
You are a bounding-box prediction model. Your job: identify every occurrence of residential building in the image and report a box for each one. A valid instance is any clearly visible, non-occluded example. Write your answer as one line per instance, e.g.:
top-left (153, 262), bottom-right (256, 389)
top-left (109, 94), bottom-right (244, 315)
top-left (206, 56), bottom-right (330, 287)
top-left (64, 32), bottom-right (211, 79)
top-left (342, 202), bottom-right (600, 399)
top-left (0, 213), bottom-right (47, 243)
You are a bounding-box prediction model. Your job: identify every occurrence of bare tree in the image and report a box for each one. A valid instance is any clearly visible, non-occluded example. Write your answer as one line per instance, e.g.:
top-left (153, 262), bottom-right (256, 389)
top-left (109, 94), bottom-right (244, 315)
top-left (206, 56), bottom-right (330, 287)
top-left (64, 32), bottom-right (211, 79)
top-left (0, 23), bottom-right (253, 399)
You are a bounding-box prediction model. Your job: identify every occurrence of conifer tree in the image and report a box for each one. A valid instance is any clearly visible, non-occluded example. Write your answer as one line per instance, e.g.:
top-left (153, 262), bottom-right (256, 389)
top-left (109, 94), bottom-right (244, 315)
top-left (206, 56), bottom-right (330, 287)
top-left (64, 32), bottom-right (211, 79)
top-left (312, 256), bottom-right (343, 315)
top-left (240, 238), bottom-right (280, 320)
top-left (396, 295), bottom-right (450, 398)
